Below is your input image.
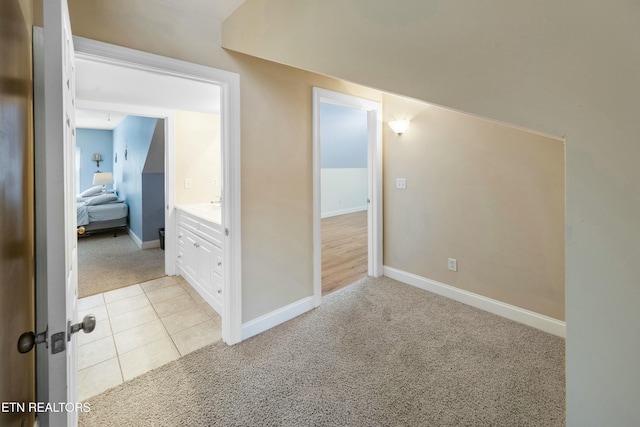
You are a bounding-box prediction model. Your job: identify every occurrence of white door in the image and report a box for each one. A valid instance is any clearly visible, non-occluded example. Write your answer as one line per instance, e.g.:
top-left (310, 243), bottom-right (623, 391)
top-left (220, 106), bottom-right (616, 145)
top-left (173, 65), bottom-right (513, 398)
top-left (34, 1), bottom-right (81, 426)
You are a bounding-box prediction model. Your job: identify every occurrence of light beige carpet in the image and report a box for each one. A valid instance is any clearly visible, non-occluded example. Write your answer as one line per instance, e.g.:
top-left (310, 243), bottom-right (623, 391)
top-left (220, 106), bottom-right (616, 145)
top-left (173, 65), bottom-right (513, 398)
top-left (79, 276), bottom-right (565, 426)
top-left (77, 232), bottom-right (165, 298)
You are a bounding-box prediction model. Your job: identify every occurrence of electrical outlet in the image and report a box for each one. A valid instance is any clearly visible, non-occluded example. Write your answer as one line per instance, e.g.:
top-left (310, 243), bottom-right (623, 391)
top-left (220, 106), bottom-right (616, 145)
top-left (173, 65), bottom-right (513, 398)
top-left (212, 178), bottom-right (218, 187)
top-left (448, 258), bottom-right (457, 272)
top-left (395, 178), bottom-right (407, 189)
top-left (184, 178), bottom-right (193, 189)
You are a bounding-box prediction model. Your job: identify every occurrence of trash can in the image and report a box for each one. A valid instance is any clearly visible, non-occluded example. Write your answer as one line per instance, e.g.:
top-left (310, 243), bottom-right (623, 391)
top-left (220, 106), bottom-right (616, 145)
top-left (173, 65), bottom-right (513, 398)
top-left (159, 227), bottom-right (165, 250)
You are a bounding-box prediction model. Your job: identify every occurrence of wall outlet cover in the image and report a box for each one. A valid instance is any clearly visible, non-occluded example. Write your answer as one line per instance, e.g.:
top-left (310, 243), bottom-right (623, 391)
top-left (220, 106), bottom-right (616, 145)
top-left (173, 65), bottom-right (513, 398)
top-left (396, 178), bottom-right (407, 189)
top-left (448, 258), bottom-right (457, 272)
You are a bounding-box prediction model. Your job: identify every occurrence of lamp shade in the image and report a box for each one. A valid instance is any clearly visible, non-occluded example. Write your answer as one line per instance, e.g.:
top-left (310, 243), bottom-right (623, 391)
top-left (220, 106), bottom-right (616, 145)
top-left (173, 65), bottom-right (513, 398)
top-left (93, 172), bottom-right (114, 186)
top-left (388, 120), bottom-right (410, 135)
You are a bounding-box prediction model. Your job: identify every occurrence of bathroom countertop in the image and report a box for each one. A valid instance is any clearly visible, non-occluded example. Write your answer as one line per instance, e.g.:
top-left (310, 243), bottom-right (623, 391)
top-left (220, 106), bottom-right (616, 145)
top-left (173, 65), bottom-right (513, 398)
top-left (176, 203), bottom-right (221, 226)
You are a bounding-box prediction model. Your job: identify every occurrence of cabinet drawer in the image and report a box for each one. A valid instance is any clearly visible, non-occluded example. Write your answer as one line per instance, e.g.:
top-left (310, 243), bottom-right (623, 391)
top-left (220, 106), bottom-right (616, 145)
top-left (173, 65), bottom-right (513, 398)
top-left (177, 228), bottom-right (187, 247)
top-left (213, 272), bottom-right (223, 301)
top-left (213, 244), bottom-right (223, 275)
top-left (199, 222), bottom-right (222, 245)
top-left (178, 212), bottom-right (199, 234)
top-left (177, 207), bottom-right (222, 244)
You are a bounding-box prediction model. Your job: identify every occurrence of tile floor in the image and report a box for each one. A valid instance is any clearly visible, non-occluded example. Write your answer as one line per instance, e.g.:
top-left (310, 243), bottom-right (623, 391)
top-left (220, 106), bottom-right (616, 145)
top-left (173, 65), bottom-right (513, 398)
top-left (76, 275), bottom-right (222, 401)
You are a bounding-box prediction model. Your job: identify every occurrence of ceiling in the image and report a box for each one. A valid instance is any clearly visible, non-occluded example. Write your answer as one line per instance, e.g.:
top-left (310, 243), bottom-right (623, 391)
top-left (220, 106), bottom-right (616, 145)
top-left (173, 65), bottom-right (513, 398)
top-left (75, 58), bottom-right (221, 129)
top-left (150, 0), bottom-right (246, 22)
top-left (75, 0), bottom-right (245, 129)
top-left (76, 110), bottom-right (127, 130)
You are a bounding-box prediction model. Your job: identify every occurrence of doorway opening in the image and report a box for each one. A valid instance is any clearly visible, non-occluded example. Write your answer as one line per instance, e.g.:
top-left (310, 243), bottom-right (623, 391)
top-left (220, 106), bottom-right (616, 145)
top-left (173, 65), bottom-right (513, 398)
top-left (319, 103), bottom-right (369, 295)
top-left (75, 113), bottom-right (166, 299)
top-left (73, 36), bottom-right (241, 344)
top-left (73, 105), bottom-right (222, 400)
top-left (67, 38), bottom-right (242, 400)
top-left (312, 88), bottom-right (383, 305)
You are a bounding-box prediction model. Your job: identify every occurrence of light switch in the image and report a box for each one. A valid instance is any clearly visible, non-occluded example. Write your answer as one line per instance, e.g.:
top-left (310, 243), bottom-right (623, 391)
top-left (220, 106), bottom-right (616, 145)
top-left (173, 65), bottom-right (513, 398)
top-left (395, 178), bottom-right (407, 189)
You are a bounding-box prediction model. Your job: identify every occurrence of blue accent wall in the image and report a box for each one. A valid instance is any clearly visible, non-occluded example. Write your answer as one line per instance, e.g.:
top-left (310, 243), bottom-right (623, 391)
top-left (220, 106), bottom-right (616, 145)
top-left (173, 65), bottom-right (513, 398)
top-left (142, 173), bottom-right (165, 241)
top-left (142, 120), bottom-right (165, 241)
top-left (320, 103), bottom-right (368, 168)
top-left (76, 128), bottom-right (113, 193)
top-left (112, 116), bottom-right (161, 243)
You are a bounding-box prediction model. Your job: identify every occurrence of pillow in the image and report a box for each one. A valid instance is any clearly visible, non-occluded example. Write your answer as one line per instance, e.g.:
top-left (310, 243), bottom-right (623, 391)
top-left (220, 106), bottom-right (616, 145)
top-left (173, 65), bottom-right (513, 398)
top-left (85, 193), bottom-right (119, 205)
top-left (80, 185), bottom-right (103, 197)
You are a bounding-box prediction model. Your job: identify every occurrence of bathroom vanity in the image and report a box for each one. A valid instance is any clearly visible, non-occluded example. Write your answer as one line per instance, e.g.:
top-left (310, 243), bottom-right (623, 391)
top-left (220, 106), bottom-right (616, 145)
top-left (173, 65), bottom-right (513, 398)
top-left (175, 203), bottom-right (223, 316)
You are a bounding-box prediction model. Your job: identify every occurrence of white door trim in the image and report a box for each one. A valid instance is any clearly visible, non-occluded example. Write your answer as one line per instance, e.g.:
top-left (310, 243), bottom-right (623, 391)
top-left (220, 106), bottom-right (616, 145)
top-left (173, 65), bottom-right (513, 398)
top-left (73, 37), bottom-right (243, 345)
top-left (312, 88), bottom-right (383, 306)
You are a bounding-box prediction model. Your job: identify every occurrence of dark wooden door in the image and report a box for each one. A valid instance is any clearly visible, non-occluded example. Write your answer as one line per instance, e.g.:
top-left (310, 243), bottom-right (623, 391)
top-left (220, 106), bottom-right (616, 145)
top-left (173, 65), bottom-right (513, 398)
top-left (0, 1), bottom-right (36, 426)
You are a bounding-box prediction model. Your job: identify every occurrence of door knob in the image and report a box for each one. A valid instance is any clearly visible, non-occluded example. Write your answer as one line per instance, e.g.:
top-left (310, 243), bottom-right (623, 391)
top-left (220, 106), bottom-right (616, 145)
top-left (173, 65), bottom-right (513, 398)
top-left (17, 328), bottom-right (47, 354)
top-left (68, 314), bottom-right (96, 341)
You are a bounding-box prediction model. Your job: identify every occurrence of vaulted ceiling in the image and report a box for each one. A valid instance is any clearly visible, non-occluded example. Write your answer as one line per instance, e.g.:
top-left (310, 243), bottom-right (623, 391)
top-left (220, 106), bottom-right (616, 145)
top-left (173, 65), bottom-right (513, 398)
top-left (150, 0), bottom-right (245, 23)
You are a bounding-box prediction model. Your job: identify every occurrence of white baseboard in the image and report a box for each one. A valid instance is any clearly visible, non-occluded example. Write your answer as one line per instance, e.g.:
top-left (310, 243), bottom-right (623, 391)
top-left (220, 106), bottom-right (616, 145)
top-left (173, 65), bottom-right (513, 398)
top-left (242, 296), bottom-right (315, 341)
top-left (383, 266), bottom-right (566, 338)
top-left (321, 206), bottom-right (367, 219)
top-left (127, 228), bottom-right (142, 249)
top-left (141, 239), bottom-right (160, 249)
top-left (127, 228), bottom-right (160, 249)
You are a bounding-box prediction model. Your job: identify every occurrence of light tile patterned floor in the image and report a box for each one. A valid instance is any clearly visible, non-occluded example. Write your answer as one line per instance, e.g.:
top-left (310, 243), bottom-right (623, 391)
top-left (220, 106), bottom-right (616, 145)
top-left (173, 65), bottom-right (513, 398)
top-left (76, 275), bottom-right (222, 401)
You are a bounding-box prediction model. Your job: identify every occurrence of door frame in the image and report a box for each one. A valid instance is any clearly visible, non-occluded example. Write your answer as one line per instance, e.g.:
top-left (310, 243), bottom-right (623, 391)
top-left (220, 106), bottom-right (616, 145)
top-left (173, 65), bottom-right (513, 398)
top-left (312, 88), bottom-right (383, 306)
top-left (73, 37), bottom-right (243, 345)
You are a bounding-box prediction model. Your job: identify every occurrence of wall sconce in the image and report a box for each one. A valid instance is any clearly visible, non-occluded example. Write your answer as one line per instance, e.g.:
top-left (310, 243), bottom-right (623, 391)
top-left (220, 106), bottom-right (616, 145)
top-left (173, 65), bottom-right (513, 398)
top-left (92, 172), bottom-right (113, 194)
top-left (388, 120), bottom-right (410, 135)
top-left (92, 153), bottom-right (101, 167)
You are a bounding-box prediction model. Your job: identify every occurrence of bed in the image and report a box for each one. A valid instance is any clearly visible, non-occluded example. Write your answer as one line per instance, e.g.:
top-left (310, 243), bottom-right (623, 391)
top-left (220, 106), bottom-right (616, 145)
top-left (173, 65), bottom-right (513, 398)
top-left (76, 186), bottom-right (128, 236)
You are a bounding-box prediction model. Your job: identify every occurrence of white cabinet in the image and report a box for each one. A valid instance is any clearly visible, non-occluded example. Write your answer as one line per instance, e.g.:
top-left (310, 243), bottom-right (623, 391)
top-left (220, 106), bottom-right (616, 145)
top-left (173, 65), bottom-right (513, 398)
top-left (176, 209), bottom-right (223, 316)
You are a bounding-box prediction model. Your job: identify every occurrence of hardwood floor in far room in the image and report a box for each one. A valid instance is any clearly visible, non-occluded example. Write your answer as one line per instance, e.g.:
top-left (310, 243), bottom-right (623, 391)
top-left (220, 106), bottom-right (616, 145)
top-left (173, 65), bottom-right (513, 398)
top-left (322, 211), bottom-right (368, 295)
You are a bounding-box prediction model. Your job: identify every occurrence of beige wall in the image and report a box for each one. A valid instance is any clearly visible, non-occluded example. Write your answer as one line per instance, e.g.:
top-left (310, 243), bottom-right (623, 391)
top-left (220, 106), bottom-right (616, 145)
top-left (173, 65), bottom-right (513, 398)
top-left (222, 1), bottom-right (640, 424)
top-left (46, 0), bottom-right (640, 422)
top-left (383, 94), bottom-right (565, 320)
top-left (228, 55), bottom-right (380, 321)
top-left (174, 110), bottom-right (221, 205)
top-left (62, 0), bottom-right (566, 335)
top-left (63, 0), bottom-right (381, 322)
